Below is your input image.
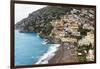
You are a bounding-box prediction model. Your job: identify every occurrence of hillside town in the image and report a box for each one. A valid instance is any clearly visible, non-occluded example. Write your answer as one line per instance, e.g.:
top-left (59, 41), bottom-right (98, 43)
top-left (49, 8), bottom-right (95, 62)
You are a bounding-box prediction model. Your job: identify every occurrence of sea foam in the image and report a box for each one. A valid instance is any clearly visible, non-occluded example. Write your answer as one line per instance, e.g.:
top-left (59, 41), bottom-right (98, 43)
top-left (35, 44), bottom-right (60, 64)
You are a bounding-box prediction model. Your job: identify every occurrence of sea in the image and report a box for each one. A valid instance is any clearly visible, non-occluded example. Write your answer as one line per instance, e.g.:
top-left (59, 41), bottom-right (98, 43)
top-left (15, 30), bottom-right (60, 66)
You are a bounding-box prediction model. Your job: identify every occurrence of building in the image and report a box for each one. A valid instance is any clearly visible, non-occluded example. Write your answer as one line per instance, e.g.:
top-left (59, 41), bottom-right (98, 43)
top-left (61, 37), bottom-right (77, 43)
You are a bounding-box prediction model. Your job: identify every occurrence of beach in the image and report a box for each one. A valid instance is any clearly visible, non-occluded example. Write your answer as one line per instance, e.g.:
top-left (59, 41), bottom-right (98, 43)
top-left (36, 42), bottom-right (79, 64)
top-left (48, 42), bottom-right (79, 64)
top-left (35, 44), bottom-right (61, 64)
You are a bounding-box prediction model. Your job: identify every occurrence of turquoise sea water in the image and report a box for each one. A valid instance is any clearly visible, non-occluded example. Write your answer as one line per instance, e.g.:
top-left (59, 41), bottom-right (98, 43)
top-left (15, 30), bottom-right (51, 66)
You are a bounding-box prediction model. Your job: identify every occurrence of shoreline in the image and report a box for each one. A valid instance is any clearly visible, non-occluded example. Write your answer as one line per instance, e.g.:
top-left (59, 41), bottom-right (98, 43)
top-left (48, 42), bottom-right (79, 64)
top-left (35, 42), bottom-right (79, 65)
top-left (35, 44), bottom-right (61, 64)
top-left (48, 45), bottom-right (63, 64)
top-left (16, 30), bottom-right (79, 65)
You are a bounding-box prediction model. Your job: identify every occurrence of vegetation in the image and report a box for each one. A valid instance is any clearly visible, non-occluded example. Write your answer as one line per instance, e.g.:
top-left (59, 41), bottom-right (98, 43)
top-left (77, 43), bottom-right (93, 62)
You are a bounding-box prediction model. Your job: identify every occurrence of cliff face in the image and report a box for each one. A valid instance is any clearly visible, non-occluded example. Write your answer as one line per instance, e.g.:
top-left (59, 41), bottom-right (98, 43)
top-left (15, 6), bottom-right (95, 62)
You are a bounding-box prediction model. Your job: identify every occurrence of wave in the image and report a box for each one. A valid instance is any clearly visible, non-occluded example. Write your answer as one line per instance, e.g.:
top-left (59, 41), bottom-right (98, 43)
top-left (36, 34), bottom-right (40, 37)
top-left (35, 44), bottom-right (60, 64)
top-left (41, 39), bottom-right (49, 45)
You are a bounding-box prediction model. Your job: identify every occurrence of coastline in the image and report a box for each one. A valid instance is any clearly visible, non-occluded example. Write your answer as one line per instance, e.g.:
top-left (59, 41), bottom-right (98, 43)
top-left (35, 42), bottom-right (79, 65)
top-left (35, 44), bottom-right (61, 64)
top-left (48, 45), bottom-right (63, 64)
